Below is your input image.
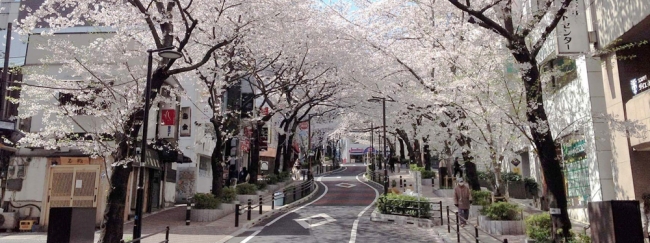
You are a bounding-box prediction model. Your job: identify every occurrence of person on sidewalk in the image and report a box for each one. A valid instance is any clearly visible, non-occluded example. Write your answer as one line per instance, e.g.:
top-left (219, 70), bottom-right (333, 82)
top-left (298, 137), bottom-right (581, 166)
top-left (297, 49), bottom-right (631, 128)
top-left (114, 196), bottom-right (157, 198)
top-left (453, 177), bottom-right (472, 227)
top-left (238, 167), bottom-right (249, 184)
top-left (389, 157), bottom-right (396, 173)
top-left (453, 158), bottom-right (463, 177)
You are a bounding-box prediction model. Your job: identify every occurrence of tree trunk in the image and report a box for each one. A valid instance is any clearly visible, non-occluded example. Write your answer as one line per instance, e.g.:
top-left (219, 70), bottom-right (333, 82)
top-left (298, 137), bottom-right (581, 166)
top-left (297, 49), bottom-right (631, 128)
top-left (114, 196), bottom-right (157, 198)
top-left (284, 132), bottom-right (296, 172)
top-left (274, 133), bottom-right (286, 175)
top-left (396, 129), bottom-right (414, 163)
top-left (248, 123), bottom-right (262, 183)
top-left (465, 162), bottom-right (480, 191)
top-left (398, 138), bottom-right (405, 161)
top-left (210, 119), bottom-right (224, 197)
top-left (515, 49), bottom-right (571, 235)
top-left (99, 164), bottom-right (131, 243)
top-left (413, 139), bottom-right (422, 167)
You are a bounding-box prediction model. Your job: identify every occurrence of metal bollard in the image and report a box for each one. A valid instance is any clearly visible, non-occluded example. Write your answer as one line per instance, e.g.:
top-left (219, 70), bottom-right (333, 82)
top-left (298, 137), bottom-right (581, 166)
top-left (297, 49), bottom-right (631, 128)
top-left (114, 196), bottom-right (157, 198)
top-left (503, 240), bottom-right (508, 243)
top-left (282, 189), bottom-right (286, 205)
top-left (475, 226), bottom-right (479, 243)
top-left (456, 212), bottom-right (460, 243)
top-left (293, 186), bottom-right (297, 201)
top-left (247, 199), bottom-right (252, 220)
top-left (165, 226), bottom-right (170, 242)
top-left (447, 206), bottom-right (450, 233)
top-left (400, 176), bottom-right (403, 187)
top-left (259, 195), bottom-right (263, 215)
top-left (384, 176), bottom-right (389, 195)
top-left (186, 201), bottom-right (192, 226)
top-left (271, 193), bottom-right (275, 210)
top-left (235, 203), bottom-right (240, 227)
top-left (439, 201), bottom-right (443, 225)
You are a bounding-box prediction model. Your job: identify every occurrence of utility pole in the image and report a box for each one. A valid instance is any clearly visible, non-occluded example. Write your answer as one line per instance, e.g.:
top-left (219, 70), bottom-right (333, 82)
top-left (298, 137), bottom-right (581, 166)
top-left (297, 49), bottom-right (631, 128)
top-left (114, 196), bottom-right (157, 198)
top-left (0, 23), bottom-right (13, 208)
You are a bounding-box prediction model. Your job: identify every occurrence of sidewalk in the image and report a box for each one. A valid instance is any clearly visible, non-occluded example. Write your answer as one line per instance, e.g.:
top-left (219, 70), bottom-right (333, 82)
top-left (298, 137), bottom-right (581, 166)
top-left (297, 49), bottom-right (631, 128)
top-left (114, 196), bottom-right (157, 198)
top-left (0, 167), bottom-right (343, 243)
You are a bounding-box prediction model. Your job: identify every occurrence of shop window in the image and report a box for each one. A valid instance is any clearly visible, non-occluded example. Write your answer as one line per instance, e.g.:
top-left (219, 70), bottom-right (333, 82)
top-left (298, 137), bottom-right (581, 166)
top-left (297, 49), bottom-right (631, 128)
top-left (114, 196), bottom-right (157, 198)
top-left (541, 57), bottom-right (577, 92)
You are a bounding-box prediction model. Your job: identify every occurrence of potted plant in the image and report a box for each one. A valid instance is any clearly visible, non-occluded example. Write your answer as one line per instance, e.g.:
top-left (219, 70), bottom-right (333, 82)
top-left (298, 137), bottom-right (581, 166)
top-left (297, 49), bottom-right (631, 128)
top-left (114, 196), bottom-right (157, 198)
top-left (470, 190), bottom-right (491, 217)
top-left (478, 202), bottom-right (524, 235)
top-left (190, 193), bottom-right (222, 222)
top-left (220, 187), bottom-right (237, 213)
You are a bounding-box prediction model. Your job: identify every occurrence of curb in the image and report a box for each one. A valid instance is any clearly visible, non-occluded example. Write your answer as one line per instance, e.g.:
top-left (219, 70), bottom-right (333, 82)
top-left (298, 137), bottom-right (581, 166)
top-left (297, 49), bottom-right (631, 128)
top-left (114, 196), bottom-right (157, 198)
top-left (217, 166), bottom-right (346, 243)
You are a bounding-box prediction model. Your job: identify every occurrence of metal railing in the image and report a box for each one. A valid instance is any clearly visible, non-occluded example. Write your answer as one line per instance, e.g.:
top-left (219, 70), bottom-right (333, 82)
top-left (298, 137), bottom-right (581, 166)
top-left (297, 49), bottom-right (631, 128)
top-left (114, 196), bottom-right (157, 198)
top-left (379, 199), bottom-right (443, 221)
top-left (121, 226), bottom-right (169, 243)
top-left (445, 206), bottom-right (510, 243)
top-left (234, 179), bottom-right (316, 227)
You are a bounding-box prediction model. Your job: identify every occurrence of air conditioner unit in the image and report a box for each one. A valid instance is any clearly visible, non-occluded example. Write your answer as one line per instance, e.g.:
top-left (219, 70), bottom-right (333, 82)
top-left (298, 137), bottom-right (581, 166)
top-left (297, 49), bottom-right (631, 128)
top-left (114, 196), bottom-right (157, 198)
top-left (0, 212), bottom-right (18, 229)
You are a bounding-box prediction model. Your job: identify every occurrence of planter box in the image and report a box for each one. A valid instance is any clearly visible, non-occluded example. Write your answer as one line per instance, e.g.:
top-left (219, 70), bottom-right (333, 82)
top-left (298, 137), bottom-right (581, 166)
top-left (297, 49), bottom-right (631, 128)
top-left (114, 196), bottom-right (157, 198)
top-left (237, 194), bottom-right (260, 205)
top-left (190, 208), bottom-right (223, 222)
top-left (469, 205), bottom-right (483, 218)
top-left (220, 203), bottom-right (236, 214)
top-left (421, 178), bottom-right (432, 186)
top-left (478, 215), bottom-right (524, 235)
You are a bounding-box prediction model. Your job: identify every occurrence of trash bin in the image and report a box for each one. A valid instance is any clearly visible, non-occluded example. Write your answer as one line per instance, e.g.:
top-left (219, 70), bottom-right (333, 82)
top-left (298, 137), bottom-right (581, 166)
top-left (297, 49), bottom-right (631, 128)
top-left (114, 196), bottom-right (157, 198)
top-left (274, 192), bottom-right (284, 207)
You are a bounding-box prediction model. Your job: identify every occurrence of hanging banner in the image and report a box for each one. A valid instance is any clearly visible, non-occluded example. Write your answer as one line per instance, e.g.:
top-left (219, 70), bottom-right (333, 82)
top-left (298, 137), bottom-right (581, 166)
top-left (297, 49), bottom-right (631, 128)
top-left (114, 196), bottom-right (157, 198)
top-left (158, 103), bottom-right (177, 139)
top-left (556, 0), bottom-right (588, 54)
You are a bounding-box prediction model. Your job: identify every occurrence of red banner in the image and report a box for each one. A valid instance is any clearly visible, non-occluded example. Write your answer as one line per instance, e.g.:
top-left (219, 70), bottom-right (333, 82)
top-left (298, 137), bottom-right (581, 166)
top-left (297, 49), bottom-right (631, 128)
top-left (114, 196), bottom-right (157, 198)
top-left (161, 109), bottom-right (176, 125)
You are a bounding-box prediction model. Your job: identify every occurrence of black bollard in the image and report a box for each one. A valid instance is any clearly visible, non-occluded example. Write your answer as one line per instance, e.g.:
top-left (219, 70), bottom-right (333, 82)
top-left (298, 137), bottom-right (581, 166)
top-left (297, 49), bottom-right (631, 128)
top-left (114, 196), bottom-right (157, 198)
top-left (247, 199), bottom-right (252, 220)
top-left (235, 203), bottom-right (240, 227)
top-left (185, 201), bottom-right (192, 226)
top-left (259, 195), bottom-right (263, 215)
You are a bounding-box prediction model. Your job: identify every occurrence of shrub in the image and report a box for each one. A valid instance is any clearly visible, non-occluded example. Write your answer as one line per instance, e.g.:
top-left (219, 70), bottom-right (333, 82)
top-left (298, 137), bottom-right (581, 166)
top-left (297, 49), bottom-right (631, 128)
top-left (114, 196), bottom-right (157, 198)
top-left (501, 172), bottom-right (522, 182)
top-left (279, 171), bottom-right (291, 181)
top-left (525, 213), bottom-right (552, 242)
top-left (193, 193), bottom-right (221, 209)
top-left (236, 183), bottom-right (258, 195)
top-left (257, 181), bottom-right (268, 190)
top-left (471, 190), bottom-right (492, 206)
top-left (267, 174), bottom-right (279, 185)
top-left (422, 170), bottom-right (435, 179)
top-left (524, 177), bottom-right (539, 196)
top-left (409, 164), bottom-right (425, 172)
top-left (221, 187), bottom-right (237, 203)
top-left (480, 202), bottom-right (521, 220)
top-left (377, 193), bottom-right (431, 218)
top-left (477, 171), bottom-right (494, 181)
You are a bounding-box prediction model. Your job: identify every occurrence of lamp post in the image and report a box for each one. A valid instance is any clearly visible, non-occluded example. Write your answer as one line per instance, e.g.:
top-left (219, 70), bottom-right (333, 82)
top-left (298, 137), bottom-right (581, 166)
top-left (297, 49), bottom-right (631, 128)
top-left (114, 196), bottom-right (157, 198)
top-left (368, 97), bottom-right (390, 177)
top-left (133, 46), bottom-right (183, 241)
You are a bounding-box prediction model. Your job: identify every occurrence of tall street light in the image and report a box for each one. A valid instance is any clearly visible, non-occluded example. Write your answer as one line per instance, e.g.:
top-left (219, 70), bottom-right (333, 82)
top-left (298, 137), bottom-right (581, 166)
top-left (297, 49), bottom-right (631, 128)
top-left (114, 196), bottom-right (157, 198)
top-left (368, 96), bottom-right (394, 195)
top-left (134, 46), bottom-right (183, 241)
top-left (306, 114), bottom-right (319, 174)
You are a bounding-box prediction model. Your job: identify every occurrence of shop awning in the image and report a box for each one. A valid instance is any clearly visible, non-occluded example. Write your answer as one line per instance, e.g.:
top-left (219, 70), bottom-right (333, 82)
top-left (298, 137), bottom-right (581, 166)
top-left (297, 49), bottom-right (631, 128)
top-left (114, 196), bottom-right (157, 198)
top-left (133, 148), bottom-right (162, 170)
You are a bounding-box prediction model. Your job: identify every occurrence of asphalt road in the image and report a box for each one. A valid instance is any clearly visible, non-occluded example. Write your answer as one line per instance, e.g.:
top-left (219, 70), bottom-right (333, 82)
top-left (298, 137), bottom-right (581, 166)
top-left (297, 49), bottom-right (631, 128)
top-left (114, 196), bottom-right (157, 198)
top-left (225, 164), bottom-right (438, 243)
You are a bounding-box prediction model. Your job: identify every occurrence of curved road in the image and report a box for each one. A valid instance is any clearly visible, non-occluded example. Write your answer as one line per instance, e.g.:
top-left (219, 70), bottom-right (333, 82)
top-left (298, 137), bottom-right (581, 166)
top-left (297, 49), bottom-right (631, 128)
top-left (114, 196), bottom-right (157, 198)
top-left (225, 164), bottom-right (437, 243)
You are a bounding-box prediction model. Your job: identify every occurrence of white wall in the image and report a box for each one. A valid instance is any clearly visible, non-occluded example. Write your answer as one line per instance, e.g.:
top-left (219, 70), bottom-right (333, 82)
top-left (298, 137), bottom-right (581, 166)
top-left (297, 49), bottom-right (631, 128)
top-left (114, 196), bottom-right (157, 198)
top-left (3, 157), bottom-right (47, 218)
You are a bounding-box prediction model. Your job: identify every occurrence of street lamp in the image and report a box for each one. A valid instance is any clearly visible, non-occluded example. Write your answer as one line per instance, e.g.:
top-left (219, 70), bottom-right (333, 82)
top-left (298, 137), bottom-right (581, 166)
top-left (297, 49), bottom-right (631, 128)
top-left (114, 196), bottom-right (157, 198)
top-left (134, 46), bottom-right (183, 241)
top-left (368, 96), bottom-right (394, 195)
top-left (306, 114), bottom-right (320, 175)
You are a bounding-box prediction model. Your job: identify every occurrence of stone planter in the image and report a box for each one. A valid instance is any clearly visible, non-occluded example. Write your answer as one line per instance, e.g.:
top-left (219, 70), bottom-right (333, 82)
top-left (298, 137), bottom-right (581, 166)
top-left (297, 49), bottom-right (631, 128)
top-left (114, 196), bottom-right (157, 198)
top-left (190, 208), bottom-right (223, 222)
top-left (524, 239), bottom-right (537, 243)
top-left (478, 215), bottom-right (525, 235)
top-left (237, 194), bottom-right (260, 205)
top-left (220, 203), bottom-right (236, 214)
top-left (421, 178), bottom-right (432, 186)
top-left (257, 190), bottom-right (268, 195)
top-left (469, 205), bottom-right (483, 218)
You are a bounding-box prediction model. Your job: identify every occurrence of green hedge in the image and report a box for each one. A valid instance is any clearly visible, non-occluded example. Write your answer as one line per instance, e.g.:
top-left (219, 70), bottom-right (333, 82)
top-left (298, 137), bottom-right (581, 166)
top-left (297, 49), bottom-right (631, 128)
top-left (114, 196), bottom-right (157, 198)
top-left (221, 187), bottom-right (237, 203)
top-left (236, 183), bottom-right (258, 195)
top-left (421, 170), bottom-right (436, 179)
top-left (525, 213), bottom-right (552, 242)
top-left (477, 171), bottom-right (494, 181)
top-left (377, 193), bottom-right (431, 218)
top-left (480, 202), bottom-right (521, 220)
top-left (257, 181), bottom-right (268, 190)
top-left (501, 172), bottom-right (522, 182)
top-left (267, 174), bottom-right (279, 185)
top-left (471, 190), bottom-right (492, 206)
top-left (193, 193), bottom-right (221, 209)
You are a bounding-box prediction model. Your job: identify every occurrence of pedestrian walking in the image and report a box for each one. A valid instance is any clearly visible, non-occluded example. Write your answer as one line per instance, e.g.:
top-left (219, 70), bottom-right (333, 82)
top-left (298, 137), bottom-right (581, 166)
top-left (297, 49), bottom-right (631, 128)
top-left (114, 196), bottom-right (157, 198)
top-left (238, 167), bottom-right (249, 184)
top-left (389, 157), bottom-right (397, 173)
top-left (453, 158), bottom-right (463, 177)
top-left (453, 178), bottom-right (472, 227)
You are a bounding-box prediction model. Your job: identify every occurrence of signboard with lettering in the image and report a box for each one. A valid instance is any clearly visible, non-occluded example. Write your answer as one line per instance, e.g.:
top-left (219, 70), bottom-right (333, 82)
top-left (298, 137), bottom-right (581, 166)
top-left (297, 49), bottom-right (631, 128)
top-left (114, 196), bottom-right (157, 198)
top-left (158, 103), bottom-right (177, 139)
top-left (60, 157), bottom-right (90, 165)
top-left (556, 0), bottom-right (588, 54)
top-left (631, 75), bottom-right (649, 96)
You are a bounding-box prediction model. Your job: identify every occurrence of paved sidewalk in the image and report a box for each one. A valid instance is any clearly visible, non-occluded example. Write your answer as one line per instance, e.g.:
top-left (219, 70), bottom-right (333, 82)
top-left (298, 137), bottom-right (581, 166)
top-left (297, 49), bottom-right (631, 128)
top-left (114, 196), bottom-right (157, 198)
top-left (0, 167), bottom-right (344, 243)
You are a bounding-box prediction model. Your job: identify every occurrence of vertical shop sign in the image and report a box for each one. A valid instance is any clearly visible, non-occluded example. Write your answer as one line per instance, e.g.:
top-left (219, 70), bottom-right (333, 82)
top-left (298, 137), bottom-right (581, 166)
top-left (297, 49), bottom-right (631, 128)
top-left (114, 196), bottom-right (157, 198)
top-left (556, 0), bottom-right (588, 54)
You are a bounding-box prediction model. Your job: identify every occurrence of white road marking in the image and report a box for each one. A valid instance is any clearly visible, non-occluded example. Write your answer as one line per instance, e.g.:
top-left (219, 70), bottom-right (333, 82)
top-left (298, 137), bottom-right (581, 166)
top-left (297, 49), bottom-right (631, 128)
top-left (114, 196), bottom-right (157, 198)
top-left (349, 172), bottom-right (379, 243)
top-left (294, 213), bottom-right (337, 229)
top-left (240, 166), bottom-right (348, 243)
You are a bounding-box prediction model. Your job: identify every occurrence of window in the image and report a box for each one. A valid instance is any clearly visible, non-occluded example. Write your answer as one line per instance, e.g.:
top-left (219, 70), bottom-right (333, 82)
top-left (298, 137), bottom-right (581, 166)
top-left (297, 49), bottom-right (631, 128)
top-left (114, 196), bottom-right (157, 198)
top-left (541, 57), bottom-right (577, 92)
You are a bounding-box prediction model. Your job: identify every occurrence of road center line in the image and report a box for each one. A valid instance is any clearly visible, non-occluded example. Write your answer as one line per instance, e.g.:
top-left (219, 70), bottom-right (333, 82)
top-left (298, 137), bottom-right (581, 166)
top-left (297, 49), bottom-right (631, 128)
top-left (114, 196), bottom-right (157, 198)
top-left (349, 172), bottom-right (379, 243)
top-left (240, 166), bottom-right (348, 243)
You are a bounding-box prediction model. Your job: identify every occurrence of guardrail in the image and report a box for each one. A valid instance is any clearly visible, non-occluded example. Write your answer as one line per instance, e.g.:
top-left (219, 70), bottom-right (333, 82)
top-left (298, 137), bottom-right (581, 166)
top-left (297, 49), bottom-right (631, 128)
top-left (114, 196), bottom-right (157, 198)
top-left (234, 179), bottom-right (315, 227)
top-left (445, 206), bottom-right (510, 243)
top-left (121, 226), bottom-right (169, 243)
